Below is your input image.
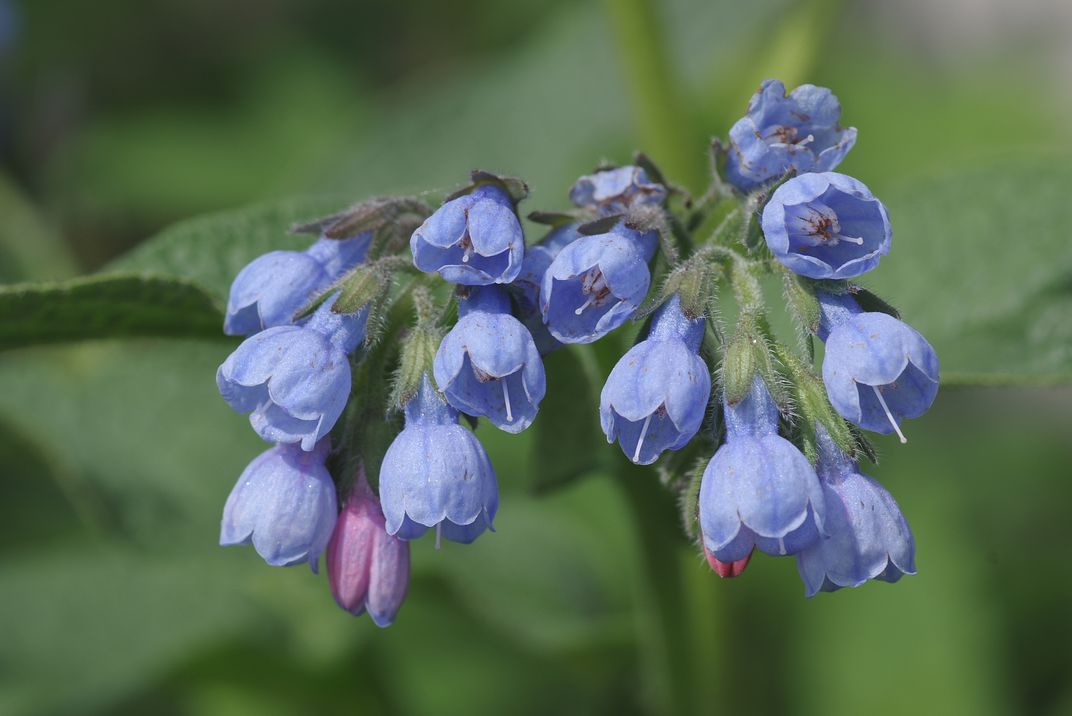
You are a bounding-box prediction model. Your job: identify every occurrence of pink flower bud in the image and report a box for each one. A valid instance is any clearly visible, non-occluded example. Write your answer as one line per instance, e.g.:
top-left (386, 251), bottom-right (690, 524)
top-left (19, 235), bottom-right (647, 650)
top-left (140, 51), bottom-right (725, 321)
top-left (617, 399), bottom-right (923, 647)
top-left (326, 471), bottom-right (410, 627)
top-left (703, 543), bottom-right (752, 579)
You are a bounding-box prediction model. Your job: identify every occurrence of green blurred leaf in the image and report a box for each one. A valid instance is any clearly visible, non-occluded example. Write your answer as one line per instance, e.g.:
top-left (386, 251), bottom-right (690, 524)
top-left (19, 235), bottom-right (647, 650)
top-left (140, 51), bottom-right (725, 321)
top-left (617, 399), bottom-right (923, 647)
top-left (0, 174), bottom-right (77, 283)
top-left (529, 347), bottom-right (604, 493)
top-left (108, 196), bottom-right (345, 302)
top-left (866, 157), bottom-right (1072, 385)
top-left (0, 274), bottom-right (223, 350)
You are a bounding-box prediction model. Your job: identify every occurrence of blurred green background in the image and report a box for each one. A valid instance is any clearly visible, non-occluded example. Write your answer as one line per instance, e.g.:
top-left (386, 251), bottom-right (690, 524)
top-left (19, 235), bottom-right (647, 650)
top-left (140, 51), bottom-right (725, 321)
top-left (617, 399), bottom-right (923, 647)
top-left (2, 0), bottom-right (1071, 714)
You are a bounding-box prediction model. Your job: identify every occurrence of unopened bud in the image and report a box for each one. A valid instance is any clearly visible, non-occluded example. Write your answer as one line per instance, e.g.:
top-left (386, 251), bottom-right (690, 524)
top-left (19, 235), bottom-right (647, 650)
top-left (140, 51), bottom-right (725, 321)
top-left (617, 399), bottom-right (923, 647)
top-left (703, 543), bottom-right (753, 578)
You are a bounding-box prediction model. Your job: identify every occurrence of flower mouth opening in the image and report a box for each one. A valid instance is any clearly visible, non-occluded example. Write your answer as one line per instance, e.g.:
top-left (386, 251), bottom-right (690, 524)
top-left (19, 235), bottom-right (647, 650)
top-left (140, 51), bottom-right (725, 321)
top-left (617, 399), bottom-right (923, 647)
top-left (762, 124), bottom-right (814, 147)
top-left (576, 267), bottom-right (611, 315)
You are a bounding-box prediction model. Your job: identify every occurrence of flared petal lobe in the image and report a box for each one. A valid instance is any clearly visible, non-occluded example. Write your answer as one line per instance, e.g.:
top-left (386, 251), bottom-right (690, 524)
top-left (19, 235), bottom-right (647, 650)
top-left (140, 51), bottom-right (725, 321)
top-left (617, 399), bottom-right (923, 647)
top-left (434, 286), bottom-right (546, 433)
top-left (541, 229), bottom-right (652, 344)
top-left (217, 298), bottom-right (368, 450)
top-left (378, 378), bottom-right (499, 544)
top-left (569, 166), bottom-right (667, 215)
top-left (220, 441), bottom-right (337, 570)
top-left (599, 295), bottom-right (710, 464)
top-left (410, 185), bottom-right (524, 285)
top-left (822, 312), bottom-right (939, 435)
top-left (761, 172), bottom-right (891, 279)
top-left (796, 429), bottom-right (915, 596)
top-left (724, 79), bottom-right (857, 192)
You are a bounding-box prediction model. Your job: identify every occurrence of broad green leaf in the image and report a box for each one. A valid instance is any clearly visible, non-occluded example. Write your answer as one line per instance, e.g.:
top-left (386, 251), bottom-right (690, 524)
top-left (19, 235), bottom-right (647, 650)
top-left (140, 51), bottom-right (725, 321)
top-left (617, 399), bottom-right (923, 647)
top-left (0, 274), bottom-right (223, 350)
top-left (866, 157), bottom-right (1072, 385)
top-left (108, 196), bottom-right (345, 302)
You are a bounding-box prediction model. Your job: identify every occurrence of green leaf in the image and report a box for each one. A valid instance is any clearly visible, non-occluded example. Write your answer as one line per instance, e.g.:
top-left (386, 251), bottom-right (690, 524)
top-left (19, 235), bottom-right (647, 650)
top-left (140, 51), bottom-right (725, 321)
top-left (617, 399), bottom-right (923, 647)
top-left (865, 157), bottom-right (1072, 385)
top-left (528, 347), bottom-right (604, 493)
top-left (108, 196), bottom-right (346, 302)
top-left (0, 274), bottom-right (224, 350)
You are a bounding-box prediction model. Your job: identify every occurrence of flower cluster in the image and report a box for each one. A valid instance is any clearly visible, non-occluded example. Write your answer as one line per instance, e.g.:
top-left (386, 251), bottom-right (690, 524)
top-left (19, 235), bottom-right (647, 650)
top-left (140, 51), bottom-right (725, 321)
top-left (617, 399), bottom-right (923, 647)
top-left (215, 79), bottom-right (938, 624)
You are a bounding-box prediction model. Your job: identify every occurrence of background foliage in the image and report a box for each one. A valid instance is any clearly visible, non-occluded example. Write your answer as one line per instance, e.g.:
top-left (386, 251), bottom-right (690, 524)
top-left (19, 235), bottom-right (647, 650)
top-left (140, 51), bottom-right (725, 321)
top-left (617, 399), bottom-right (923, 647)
top-left (1, 0), bottom-right (1071, 714)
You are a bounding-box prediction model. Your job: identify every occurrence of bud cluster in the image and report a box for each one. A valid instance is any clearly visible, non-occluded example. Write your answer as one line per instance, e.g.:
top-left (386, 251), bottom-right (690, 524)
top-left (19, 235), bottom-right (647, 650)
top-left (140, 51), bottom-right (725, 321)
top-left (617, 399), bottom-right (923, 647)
top-left (214, 79), bottom-right (938, 624)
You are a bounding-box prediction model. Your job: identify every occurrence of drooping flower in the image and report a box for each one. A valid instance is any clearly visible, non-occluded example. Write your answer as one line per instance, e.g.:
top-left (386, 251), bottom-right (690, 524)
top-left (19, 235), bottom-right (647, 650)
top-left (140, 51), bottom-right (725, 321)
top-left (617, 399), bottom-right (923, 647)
top-left (796, 427), bottom-right (916, 596)
top-left (699, 377), bottom-right (825, 562)
top-left (410, 184), bottom-right (524, 285)
top-left (724, 79), bottom-right (857, 192)
top-left (326, 471), bottom-right (410, 626)
top-left (761, 172), bottom-right (891, 279)
top-left (434, 286), bottom-right (546, 433)
top-left (379, 376), bottom-right (498, 544)
top-left (512, 224), bottom-right (583, 355)
top-left (599, 295), bottom-right (710, 464)
top-left (569, 166), bottom-right (667, 216)
top-left (224, 232), bottom-right (372, 336)
top-left (541, 225), bottom-right (655, 344)
top-left (217, 295), bottom-right (368, 451)
top-left (220, 439), bottom-right (337, 570)
top-left (817, 293), bottom-right (939, 442)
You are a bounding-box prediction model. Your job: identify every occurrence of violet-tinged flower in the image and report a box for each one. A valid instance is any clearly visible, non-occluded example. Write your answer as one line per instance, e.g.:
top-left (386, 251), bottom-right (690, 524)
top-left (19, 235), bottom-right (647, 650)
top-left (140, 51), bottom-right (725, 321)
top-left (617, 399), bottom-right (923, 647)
top-left (434, 286), bottom-right (546, 433)
top-left (762, 172), bottom-right (891, 279)
top-left (410, 184), bottom-right (524, 285)
top-left (699, 378), bottom-right (825, 561)
top-left (217, 296), bottom-right (368, 451)
top-left (379, 376), bottom-right (498, 544)
top-left (817, 293), bottom-right (939, 442)
top-left (224, 233), bottom-right (372, 336)
top-left (600, 295), bottom-right (710, 464)
top-left (220, 440), bottom-right (337, 570)
top-left (569, 166), bottom-right (667, 216)
top-left (724, 79), bottom-right (857, 192)
top-left (796, 428), bottom-right (915, 596)
top-left (326, 472), bottom-right (410, 626)
top-left (541, 226), bottom-right (654, 344)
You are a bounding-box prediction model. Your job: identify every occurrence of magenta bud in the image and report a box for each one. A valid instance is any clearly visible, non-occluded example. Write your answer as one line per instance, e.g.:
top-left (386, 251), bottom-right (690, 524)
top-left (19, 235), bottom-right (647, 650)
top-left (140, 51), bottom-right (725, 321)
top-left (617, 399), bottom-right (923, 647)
top-left (326, 471), bottom-right (410, 627)
top-left (703, 543), bottom-right (753, 578)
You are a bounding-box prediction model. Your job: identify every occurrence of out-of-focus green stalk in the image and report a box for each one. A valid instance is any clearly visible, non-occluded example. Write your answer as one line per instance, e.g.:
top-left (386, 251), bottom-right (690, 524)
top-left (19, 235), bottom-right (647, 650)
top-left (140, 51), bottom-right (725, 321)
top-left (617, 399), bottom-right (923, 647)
top-left (602, 0), bottom-right (705, 193)
top-left (618, 462), bottom-right (699, 715)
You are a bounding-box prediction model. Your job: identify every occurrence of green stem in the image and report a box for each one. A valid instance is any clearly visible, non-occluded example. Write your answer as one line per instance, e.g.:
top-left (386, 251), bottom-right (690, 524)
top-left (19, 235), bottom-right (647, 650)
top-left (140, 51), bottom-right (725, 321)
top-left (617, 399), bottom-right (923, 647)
top-left (617, 465), bottom-right (699, 716)
top-left (603, 0), bottom-right (704, 191)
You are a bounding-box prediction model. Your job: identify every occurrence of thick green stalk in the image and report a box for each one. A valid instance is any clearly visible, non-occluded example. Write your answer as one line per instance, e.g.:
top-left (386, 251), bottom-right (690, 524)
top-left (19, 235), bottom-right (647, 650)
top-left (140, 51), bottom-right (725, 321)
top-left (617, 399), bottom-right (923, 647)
top-left (618, 464), bottom-right (700, 715)
top-left (602, 0), bottom-right (704, 191)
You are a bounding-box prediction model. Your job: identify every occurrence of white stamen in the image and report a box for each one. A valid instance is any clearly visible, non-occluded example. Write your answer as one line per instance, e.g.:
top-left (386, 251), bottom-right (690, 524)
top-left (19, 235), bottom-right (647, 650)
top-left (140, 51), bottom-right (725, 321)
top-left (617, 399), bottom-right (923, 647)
top-left (435, 523), bottom-right (442, 550)
top-left (502, 380), bottom-right (513, 423)
top-left (835, 234), bottom-right (865, 245)
top-left (778, 536), bottom-right (787, 555)
top-left (461, 245), bottom-right (473, 263)
top-left (872, 385), bottom-right (907, 444)
top-left (575, 296), bottom-right (596, 316)
top-left (633, 413), bottom-right (653, 463)
top-left (797, 133), bottom-right (815, 147)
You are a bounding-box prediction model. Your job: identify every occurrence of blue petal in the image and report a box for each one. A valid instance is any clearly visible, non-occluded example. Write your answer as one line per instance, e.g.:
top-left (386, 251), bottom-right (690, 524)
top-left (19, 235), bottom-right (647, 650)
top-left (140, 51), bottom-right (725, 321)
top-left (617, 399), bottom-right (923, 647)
top-left (569, 166), bottom-right (667, 215)
top-left (796, 465), bottom-right (916, 597)
top-left (762, 172), bottom-right (891, 280)
top-left (221, 443), bottom-right (337, 569)
top-left (541, 233), bottom-right (650, 343)
top-left (224, 251), bottom-right (328, 336)
top-left (379, 423), bottom-right (498, 543)
top-left (699, 436), bottom-right (825, 554)
top-left (822, 313), bottom-right (939, 433)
